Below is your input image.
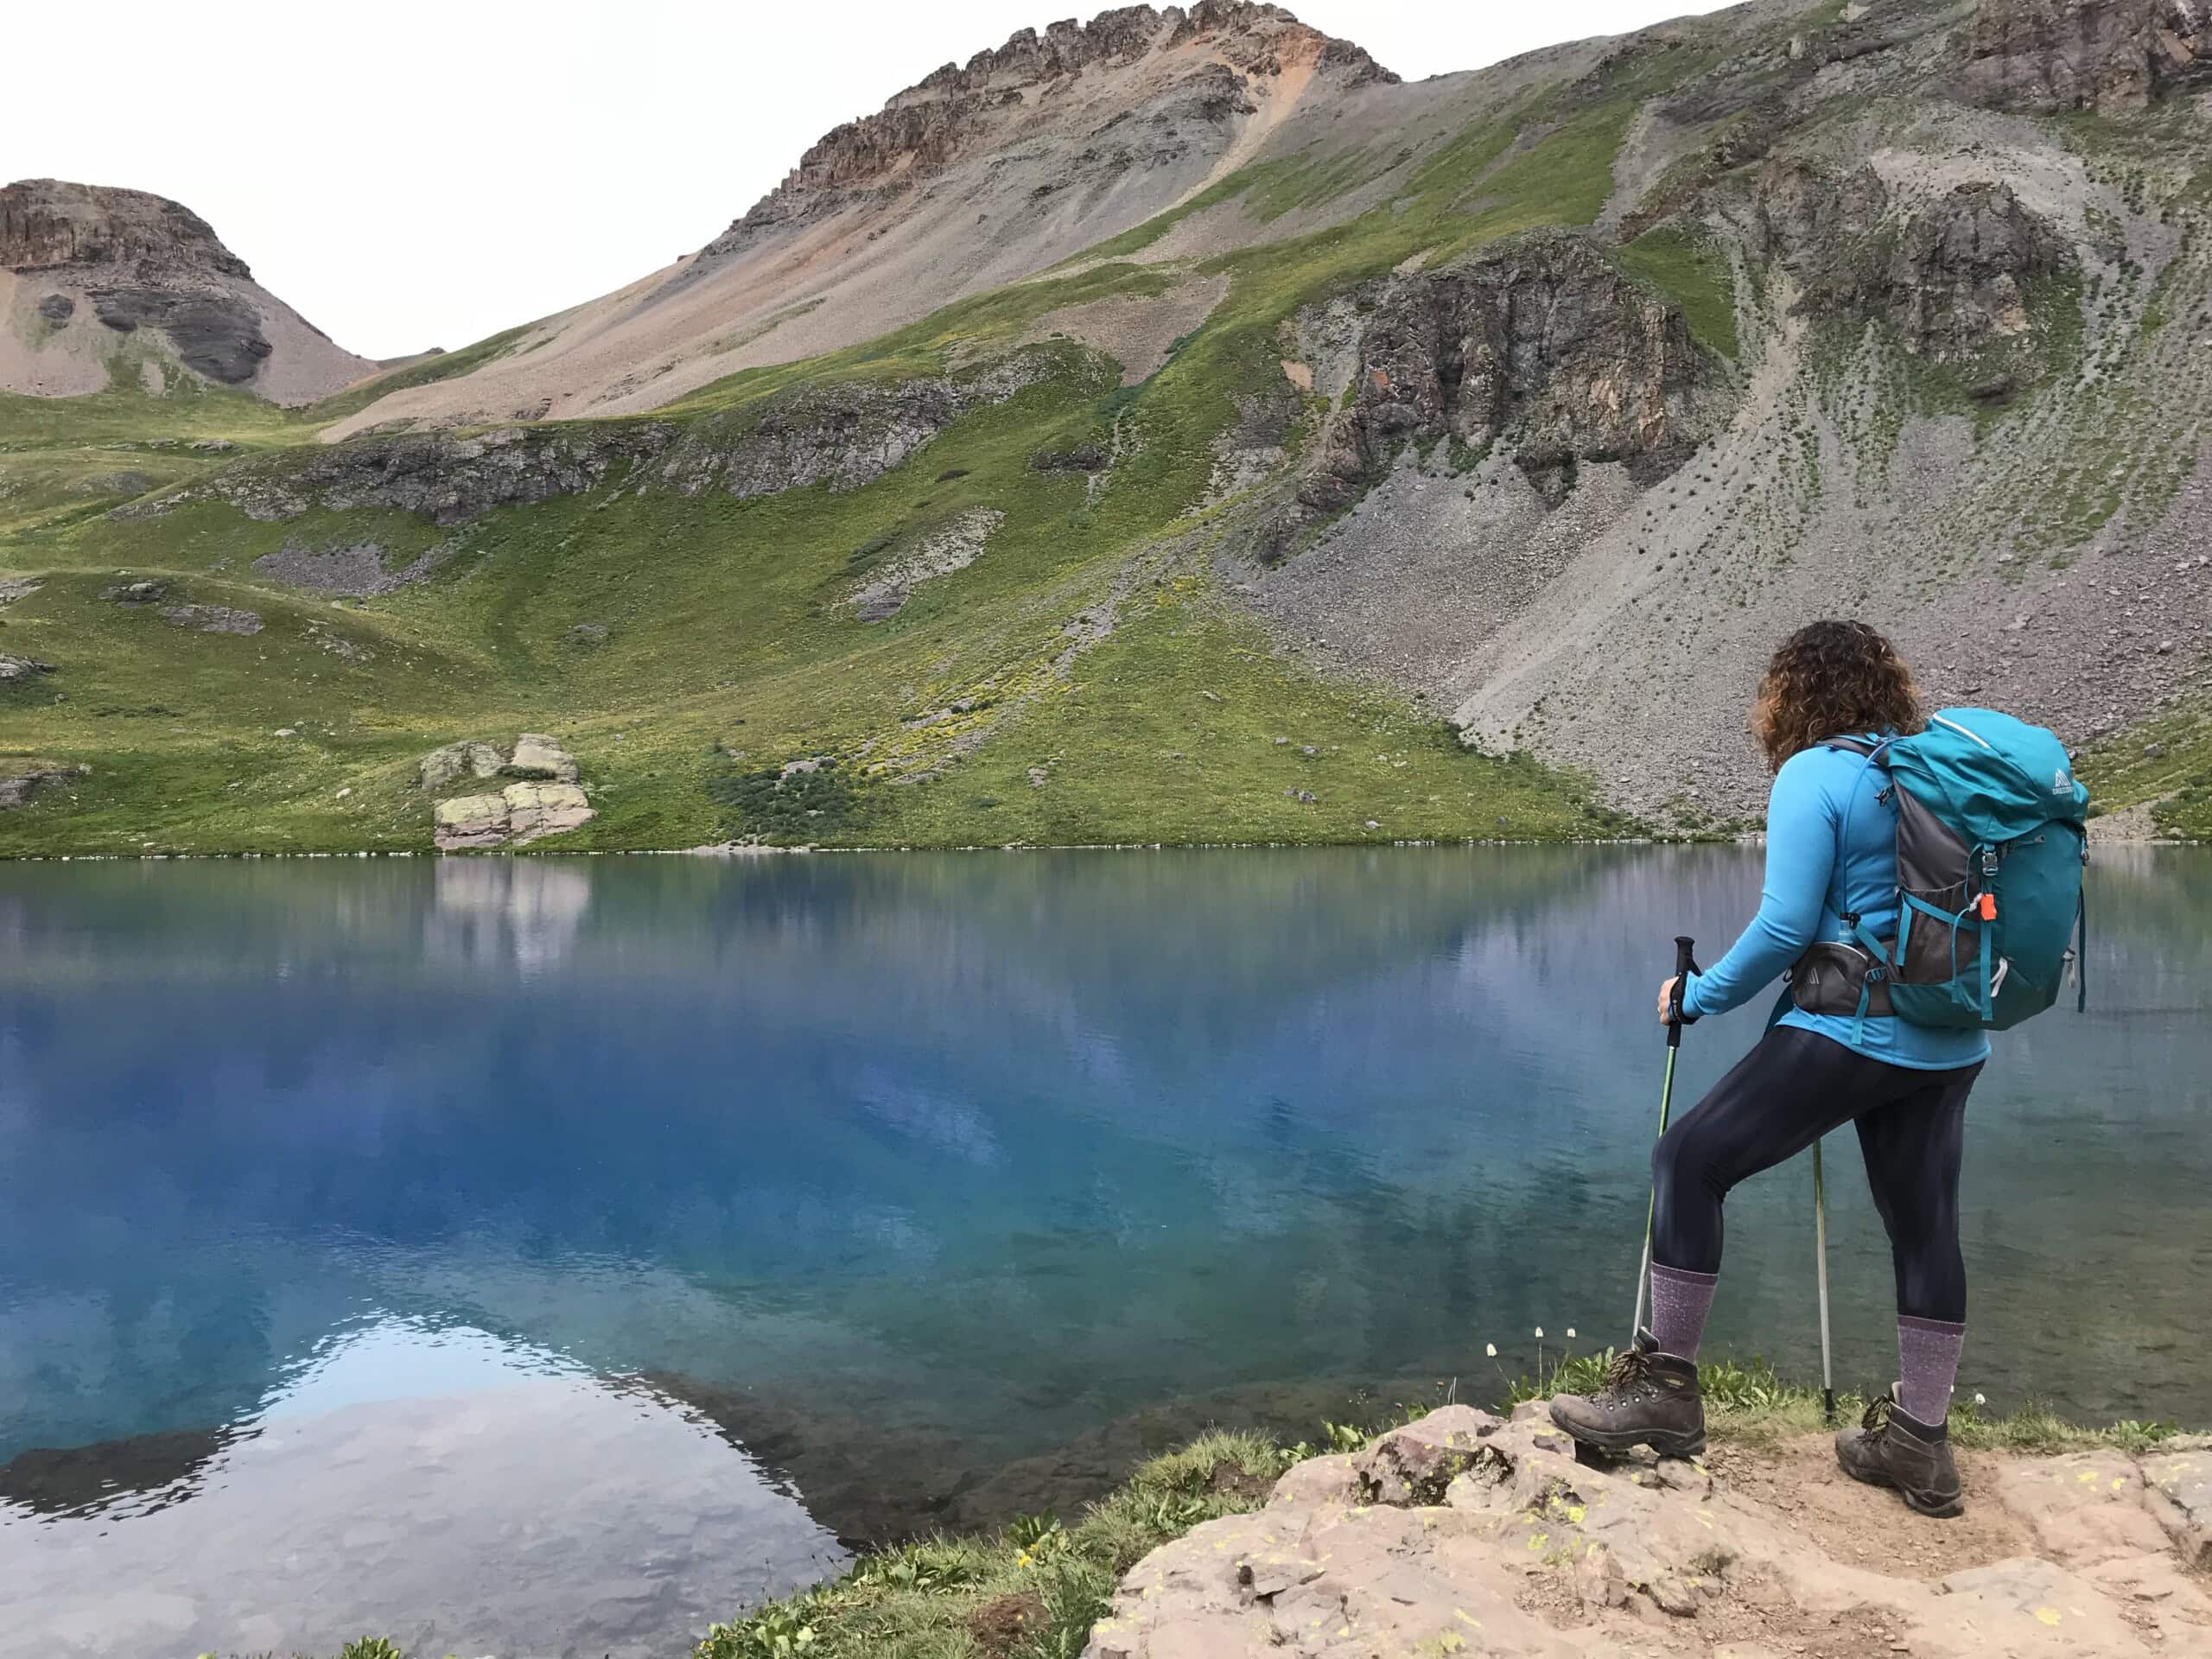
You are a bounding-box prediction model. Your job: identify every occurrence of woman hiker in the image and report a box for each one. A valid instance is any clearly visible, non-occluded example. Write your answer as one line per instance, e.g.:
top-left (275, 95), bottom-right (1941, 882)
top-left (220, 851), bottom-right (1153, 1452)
top-left (1549, 620), bottom-right (1986, 1518)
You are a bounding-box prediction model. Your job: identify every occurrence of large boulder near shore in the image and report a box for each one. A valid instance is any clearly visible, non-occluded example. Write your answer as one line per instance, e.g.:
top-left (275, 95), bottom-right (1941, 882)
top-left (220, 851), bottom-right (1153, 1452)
top-left (423, 733), bottom-right (592, 849)
top-left (418, 740), bottom-right (505, 792)
top-left (503, 733), bottom-right (581, 783)
top-left (1084, 1408), bottom-right (2212, 1659)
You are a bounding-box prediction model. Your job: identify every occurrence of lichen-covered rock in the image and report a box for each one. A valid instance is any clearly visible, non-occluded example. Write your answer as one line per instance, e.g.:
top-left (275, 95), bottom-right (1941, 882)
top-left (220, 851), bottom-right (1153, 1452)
top-left (1349, 1403), bottom-right (1508, 1505)
top-left (36, 292), bottom-right (73, 325)
top-left (101, 578), bottom-right (170, 604)
top-left (0, 652), bottom-right (58, 683)
top-left (418, 741), bottom-right (506, 791)
top-left (433, 793), bottom-right (511, 850)
top-left (502, 781), bottom-right (593, 844)
top-left (503, 734), bottom-right (580, 784)
top-left (2141, 1444), bottom-right (2212, 1568)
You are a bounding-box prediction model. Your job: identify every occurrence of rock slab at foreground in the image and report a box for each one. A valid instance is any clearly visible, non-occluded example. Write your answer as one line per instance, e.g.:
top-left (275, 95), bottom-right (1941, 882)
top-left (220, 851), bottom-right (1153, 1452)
top-left (1084, 1407), bottom-right (2212, 1657)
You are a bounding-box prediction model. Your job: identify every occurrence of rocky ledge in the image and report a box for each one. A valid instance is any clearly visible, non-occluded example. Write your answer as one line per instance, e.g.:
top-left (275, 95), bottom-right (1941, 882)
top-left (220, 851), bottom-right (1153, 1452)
top-left (1085, 1402), bottom-right (2211, 1657)
top-left (125, 353), bottom-right (1056, 529)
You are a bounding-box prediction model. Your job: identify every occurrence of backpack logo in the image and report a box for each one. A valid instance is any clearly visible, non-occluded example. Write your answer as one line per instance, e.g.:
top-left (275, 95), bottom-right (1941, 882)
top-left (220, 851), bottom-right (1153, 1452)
top-left (2052, 768), bottom-right (2072, 795)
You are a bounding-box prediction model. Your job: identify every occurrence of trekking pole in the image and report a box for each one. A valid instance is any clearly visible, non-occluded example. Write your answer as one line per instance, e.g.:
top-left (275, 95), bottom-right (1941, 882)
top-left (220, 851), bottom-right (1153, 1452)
top-left (1630, 935), bottom-right (1696, 1344)
top-left (1813, 1135), bottom-right (1835, 1425)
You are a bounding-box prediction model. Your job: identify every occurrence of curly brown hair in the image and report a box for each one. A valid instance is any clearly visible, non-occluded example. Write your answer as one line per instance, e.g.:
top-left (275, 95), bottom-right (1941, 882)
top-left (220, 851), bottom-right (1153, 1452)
top-left (1750, 620), bottom-right (1923, 772)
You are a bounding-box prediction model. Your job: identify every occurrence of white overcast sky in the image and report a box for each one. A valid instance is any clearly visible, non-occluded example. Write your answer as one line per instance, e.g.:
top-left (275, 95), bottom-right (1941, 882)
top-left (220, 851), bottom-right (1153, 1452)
top-left (3, 1), bottom-right (1733, 360)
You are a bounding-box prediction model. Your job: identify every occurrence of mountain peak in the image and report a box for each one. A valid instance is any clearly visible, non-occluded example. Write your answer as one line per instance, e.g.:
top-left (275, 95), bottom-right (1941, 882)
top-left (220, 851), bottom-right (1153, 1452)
top-left (2, 177), bottom-right (374, 404)
top-left (715, 2), bottom-right (1393, 245)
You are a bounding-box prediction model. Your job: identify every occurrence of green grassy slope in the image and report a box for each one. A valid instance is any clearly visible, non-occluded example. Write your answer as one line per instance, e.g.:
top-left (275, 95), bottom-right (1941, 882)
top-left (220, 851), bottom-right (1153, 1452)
top-left (1, 49), bottom-right (1705, 858)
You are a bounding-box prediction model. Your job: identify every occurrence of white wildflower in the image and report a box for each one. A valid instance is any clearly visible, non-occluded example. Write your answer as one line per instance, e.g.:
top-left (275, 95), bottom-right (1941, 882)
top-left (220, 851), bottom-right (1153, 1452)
top-left (1485, 1343), bottom-right (1497, 1358)
top-left (1534, 1327), bottom-right (1544, 1338)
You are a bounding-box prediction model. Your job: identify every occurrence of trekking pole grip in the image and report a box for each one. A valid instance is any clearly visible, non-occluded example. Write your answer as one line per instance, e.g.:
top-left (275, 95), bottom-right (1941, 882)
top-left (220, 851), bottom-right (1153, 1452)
top-left (1668, 935), bottom-right (1695, 1050)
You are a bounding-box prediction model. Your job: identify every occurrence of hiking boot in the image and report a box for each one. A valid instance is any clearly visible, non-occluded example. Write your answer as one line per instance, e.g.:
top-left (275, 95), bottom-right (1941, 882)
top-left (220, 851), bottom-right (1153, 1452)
top-left (1548, 1329), bottom-right (1706, 1457)
top-left (1834, 1389), bottom-right (1963, 1518)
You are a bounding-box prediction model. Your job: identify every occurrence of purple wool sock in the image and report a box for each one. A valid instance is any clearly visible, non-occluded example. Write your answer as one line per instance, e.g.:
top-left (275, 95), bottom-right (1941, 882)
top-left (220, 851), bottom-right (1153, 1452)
top-left (1647, 1263), bottom-right (1719, 1360)
top-left (1897, 1316), bottom-right (1966, 1426)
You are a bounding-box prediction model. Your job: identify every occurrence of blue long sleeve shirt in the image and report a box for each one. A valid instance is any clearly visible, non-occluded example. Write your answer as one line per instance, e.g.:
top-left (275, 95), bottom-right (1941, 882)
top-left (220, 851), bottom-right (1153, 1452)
top-left (1681, 743), bottom-right (1991, 1071)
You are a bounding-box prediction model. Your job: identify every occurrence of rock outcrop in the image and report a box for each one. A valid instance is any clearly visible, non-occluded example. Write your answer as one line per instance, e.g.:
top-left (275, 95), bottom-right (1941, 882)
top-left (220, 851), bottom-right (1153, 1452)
top-left (420, 734), bottom-right (592, 850)
top-left (1085, 1405), bottom-right (2212, 1657)
top-left (1268, 232), bottom-right (1714, 555)
top-left (1, 178), bottom-right (374, 404)
top-left (144, 353), bottom-right (1055, 528)
top-left (0, 762), bottom-right (86, 809)
top-left (1961, 0), bottom-right (2212, 113)
top-left (1752, 162), bottom-right (2069, 362)
top-left (0, 652), bottom-right (57, 684)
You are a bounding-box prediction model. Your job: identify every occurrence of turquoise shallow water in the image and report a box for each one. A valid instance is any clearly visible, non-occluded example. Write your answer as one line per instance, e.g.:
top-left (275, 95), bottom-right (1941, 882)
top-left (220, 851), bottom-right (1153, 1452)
top-left (1, 848), bottom-right (2206, 1656)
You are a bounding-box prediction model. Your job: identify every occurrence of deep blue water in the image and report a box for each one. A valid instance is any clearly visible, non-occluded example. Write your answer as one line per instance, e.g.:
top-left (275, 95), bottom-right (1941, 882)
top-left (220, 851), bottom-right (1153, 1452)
top-left (1, 848), bottom-right (2207, 1657)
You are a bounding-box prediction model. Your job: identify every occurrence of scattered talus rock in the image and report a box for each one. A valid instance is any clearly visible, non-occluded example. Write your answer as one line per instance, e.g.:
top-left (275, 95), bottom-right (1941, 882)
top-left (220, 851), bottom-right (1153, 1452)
top-left (421, 734), bottom-right (591, 849)
top-left (1085, 1406), bottom-right (2212, 1657)
top-left (158, 604), bottom-right (261, 635)
top-left (0, 652), bottom-right (57, 683)
top-left (0, 578), bottom-right (42, 605)
top-left (250, 539), bottom-right (454, 596)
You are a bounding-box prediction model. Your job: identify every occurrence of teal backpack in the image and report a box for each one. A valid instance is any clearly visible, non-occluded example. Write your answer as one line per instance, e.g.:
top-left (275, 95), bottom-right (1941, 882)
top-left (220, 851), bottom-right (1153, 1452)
top-left (1805, 709), bottom-right (2090, 1033)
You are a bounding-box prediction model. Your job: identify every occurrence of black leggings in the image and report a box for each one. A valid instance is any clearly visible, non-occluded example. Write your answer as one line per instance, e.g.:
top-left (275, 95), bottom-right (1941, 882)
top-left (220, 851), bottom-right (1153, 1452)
top-left (1651, 1026), bottom-right (1981, 1323)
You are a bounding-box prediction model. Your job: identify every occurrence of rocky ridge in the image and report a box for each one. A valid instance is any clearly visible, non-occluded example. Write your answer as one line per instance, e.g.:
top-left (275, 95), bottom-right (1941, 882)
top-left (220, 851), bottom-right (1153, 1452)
top-left (711, 3), bottom-right (1394, 247)
top-left (1086, 1402), bottom-right (2212, 1657)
